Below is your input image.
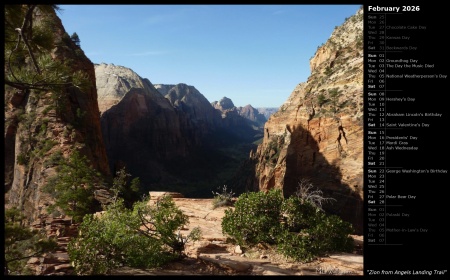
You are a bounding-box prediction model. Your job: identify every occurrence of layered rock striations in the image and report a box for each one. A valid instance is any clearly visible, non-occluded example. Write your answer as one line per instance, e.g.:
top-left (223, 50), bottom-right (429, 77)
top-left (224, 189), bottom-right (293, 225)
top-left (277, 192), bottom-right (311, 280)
top-left (4, 6), bottom-right (110, 225)
top-left (251, 8), bottom-right (364, 233)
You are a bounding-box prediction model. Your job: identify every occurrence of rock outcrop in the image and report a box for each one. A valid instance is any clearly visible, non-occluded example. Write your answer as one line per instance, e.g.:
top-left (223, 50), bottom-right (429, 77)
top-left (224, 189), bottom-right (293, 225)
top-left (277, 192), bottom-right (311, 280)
top-left (155, 83), bottom-right (223, 136)
top-left (27, 217), bottom-right (78, 275)
top-left (237, 104), bottom-right (267, 128)
top-left (251, 8), bottom-right (364, 233)
top-left (212, 97), bottom-right (264, 142)
top-left (97, 72), bottom-right (267, 195)
top-left (96, 63), bottom-right (167, 114)
top-left (96, 66), bottom-right (259, 195)
top-left (4, 6), bottom-right (110, 225)
top-left (211, 96), bottom-right (235, 111)
top-left (256, 107), bottom-right (278, 120)
top-left (96, 65), bottom-right (199, 187)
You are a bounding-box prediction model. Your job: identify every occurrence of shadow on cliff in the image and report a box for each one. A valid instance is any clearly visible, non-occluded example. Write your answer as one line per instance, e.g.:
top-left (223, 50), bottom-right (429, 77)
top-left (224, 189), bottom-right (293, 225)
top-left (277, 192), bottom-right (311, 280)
top-left (100, 88), bottom-right (260, 198)
top-left (283, 123), bottom-right (363, 235)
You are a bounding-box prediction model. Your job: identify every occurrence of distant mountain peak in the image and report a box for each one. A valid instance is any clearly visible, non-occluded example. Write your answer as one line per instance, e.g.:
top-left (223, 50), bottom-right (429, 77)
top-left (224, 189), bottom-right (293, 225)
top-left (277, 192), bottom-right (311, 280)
top-left (217, 97), bottom-right (235, 110)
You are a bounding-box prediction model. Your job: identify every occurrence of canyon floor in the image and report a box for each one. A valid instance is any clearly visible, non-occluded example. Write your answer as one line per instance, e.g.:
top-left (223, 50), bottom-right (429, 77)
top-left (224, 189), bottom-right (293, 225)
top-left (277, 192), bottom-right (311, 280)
top-left (111, 192), bottom-right (364, 276)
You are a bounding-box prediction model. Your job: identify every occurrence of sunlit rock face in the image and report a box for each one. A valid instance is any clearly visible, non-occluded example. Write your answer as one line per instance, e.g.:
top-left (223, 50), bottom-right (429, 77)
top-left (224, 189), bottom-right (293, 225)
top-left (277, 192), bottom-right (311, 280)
top-left (252, 8), bottom-right (364, 234)
top-left (5, 7), bottom-right (110, 225)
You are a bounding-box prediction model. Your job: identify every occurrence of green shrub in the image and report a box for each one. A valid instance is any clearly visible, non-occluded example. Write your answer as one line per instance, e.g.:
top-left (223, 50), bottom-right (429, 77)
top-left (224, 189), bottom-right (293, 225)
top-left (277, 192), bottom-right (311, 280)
top-left (17, 153), bottom-right (29, 165)
top-left (68, 199), bottom-right (170, 275)
top-left (110, 167), bottom-right (141, 208)
top-left (317, 93), bottom-right (327, 107)
top-left (5, 207), bottom-right (58, 275)
top-left (221, 189), bottom-right (284, 246)
top-left (305, 214), bottom-right (354, 254)
top-left (68, 195), bottom-right (201, 275)
top-left (42, 150), bottom-right (103, 223)
top-left (276, 230), bottom-right (316, 262)
top-left (43, 150), bottom-right (63, 167)
top-left (280, 196), bottom-right (319, 232)
top-left (277, 199), bottom-right (354, 262)
top-left (222, 185), bottom-right (355, 263)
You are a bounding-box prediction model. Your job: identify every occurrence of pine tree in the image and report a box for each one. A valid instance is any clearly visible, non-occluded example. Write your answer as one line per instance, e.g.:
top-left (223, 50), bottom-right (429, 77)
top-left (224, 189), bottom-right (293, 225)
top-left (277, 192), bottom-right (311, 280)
top-left (4, 4), bottom-right (89, 94)
top-left (70, 32), bottom-right (80, 46)
top-left (5, 207), bottom-right (58, 275)
top-left (43, 150), bottom-right (104, 223)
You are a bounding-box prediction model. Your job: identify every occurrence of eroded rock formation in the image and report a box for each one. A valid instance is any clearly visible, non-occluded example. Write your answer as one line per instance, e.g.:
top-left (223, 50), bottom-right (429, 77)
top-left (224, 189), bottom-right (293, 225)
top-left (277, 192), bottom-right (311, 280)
top-left (212, 97), bottom-right (264, 142)
top-left (97, 71), bottom-right (266, 194)
top-left (155, 83), bottom-right (223, 136)
top-left (251, 8), bottom-right (364, 233)
top-left (4, 6), bottom-right (110, 225)
top-left (256, 107), bottom-right (278, 120)
top-left (237, 104), bottom-right (267, 128)
top-left (96, 65), bottom-right (199, 187)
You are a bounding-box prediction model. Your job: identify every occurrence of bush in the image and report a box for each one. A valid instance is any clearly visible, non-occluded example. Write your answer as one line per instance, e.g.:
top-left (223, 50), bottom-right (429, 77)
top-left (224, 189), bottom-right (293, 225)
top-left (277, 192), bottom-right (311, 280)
top-left (68, 195), bottom-right (201, 275)
top-left (68, 199), bottom-right (170, 275)
top-left (222, 186), bottom-right (354, 262)
top-left (110, 167), bottom-right (141, 208)
top-left (5, 207), bottom-right (58, 275)
top-left (211, 185), bottom-right (235, 209)
top-left (280, 196), bottom-right (319, 232)
top-left (16, 153), bottom-right (29, 165)
top-left (276, 230), bottom-right (316, 262)
top-left (43, 150), bottom-right (63, 167)
top-left (221, 189), bottom-right (284, 246)
top-left (305, 214), bottom-right (354, 254)
top-left (278, 197), bottom-right (354, 262)
top-left (42, 150), bottom-right (103, 223)
top-left (317, 93), bottom-right (327, 107)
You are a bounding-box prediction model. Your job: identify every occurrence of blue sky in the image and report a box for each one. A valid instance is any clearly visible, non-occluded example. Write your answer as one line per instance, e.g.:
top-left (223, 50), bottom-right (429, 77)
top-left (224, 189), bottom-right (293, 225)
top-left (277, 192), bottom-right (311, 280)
top-left (57, 4), bottom-right (360, 108)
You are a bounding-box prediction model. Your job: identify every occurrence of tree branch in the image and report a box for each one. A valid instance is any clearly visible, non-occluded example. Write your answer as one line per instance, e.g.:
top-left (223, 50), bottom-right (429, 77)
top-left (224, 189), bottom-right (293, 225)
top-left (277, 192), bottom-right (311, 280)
top-left (5, 79), bottom-right (74, 91)
top-left (19, 5), bottom-right (41, 75)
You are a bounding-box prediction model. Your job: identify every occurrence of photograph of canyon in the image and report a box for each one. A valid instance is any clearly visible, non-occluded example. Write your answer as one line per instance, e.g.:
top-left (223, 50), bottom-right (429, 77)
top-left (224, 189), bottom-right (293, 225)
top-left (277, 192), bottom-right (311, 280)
top-left (4, 4), bottom-right (363, 276)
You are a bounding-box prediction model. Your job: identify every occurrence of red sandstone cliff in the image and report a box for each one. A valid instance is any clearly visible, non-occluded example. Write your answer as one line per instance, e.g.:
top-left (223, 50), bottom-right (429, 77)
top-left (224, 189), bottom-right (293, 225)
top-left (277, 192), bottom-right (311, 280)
top-left (4, 5), bottom-right (111, 225)
top-left (251, 8), bottom-right (364, 233)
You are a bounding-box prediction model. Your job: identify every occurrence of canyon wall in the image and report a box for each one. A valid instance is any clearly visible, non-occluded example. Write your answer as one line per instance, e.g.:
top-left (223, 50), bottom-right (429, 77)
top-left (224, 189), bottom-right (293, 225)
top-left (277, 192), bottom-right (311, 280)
top-left (251, 8), bottom-right (364, 233)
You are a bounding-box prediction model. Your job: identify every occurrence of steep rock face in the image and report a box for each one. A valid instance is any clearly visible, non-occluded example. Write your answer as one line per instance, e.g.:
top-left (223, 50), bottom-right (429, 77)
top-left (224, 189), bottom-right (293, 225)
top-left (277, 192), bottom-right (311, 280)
top-left (237, 104), bottom-right (267, 128)
top-left (4, 6), bottom-right (110, 225)
top-left (212, 97), bottom-right (264, 142)
top-left (96, 65), bottom-right (266, 196)
top-left (212, 96), bottom-right (235, 111)
top-left (155, 83), bottom-right (223, 135)
top-left (96, 65), bottom-right (197, 186)
top-left (256, 107), bottom-right (278, 121)
top-left (252, 8), bottom-right (364, 233)
top-left (95, 63), bottom-right (168, 113)
top-left (101, 88), bottom-right (193, 184)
